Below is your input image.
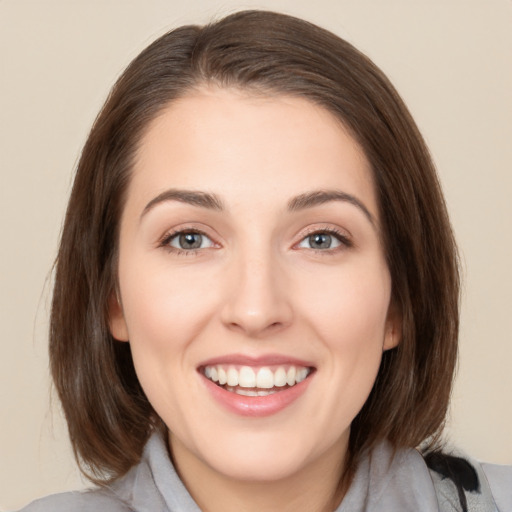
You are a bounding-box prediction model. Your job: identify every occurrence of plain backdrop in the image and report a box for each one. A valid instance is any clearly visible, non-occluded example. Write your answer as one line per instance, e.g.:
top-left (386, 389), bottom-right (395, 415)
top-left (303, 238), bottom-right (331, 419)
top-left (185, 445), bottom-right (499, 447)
top-left (1, 0), bottom-right (511, 509)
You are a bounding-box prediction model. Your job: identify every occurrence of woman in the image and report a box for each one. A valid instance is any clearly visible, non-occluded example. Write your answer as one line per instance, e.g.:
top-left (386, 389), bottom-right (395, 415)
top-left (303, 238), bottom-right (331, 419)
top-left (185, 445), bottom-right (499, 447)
top-left (19, 10), bottom-right (511, 512)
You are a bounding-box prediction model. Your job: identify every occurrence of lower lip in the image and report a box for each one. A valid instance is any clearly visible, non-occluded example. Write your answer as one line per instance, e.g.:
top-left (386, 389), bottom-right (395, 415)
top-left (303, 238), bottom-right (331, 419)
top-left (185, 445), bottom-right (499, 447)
top-left (201, 372), bottom-right (314, 417)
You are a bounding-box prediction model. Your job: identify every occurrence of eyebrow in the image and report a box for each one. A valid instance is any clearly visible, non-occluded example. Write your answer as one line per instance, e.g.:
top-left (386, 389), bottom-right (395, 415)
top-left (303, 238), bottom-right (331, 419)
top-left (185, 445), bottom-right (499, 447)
top-left (141, 189), bottom-right (224, 219)
top-left (141, 188), bottom-right (374, 225)
top-left (288, 190), bottom-right (375, 225)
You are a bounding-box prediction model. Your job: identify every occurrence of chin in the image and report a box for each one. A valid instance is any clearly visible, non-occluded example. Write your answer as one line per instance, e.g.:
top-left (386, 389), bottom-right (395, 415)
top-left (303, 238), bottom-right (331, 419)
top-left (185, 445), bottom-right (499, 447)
top-left (205, 449), bottom-right (312, 483)
top-left (183, 425), bottom-right (344, 484)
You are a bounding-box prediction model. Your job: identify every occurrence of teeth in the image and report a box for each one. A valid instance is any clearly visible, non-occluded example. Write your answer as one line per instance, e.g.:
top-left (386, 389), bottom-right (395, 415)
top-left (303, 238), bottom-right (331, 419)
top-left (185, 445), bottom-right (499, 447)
top-left (256, 367), bottom-right (274, 388)
top-left (296, 368), bottom-right (309, 383)
top-left (218, 367), bottom-right (227, 385)
top-left (203, 364), bottom-right (311, 390)
top-left (235, 388), bottom-right (259, 396)
top-left (227, 367), bottom-right (238, 386)
top-left (274, 367), bottom-right (287, 387)
top-left (286, 366), bottom-right (296, 386)
top-left (239, 366), bottom-right (256, 387)
top-left (225, 386), bottom-right (279, 397)
top-left (205, 366), bottom-right (219, 382)
top-left (257, 389), bottom-right (278, 396)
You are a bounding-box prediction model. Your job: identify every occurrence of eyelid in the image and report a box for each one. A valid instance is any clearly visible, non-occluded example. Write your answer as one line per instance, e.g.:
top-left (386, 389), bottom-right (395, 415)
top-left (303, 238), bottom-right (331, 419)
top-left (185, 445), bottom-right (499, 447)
top-left (169, 231), bottom-right (215, 250)
top-left (293, 225), bottom-right (353, 251)
top-left (158, 224), bottom-right (221, 255)
top-left (156, 223), bottom-right (352, 255)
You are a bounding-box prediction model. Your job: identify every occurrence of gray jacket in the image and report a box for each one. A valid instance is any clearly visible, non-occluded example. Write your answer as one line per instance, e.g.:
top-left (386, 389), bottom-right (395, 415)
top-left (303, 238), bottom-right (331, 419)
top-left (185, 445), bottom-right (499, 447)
top-left (17, 432), bottom-right (512, 511)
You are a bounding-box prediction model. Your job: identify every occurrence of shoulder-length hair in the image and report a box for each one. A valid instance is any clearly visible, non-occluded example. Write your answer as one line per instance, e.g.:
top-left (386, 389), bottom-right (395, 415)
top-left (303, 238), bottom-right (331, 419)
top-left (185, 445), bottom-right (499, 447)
top-left (50, 9), bottom-right (459, 483)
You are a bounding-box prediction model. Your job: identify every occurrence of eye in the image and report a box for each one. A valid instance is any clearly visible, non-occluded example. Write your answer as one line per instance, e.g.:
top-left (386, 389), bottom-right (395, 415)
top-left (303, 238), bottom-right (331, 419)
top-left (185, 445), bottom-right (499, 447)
top-left (164, 231), bottom-right (215, 251)
top-left (297, 230), bottom-right (350, 251)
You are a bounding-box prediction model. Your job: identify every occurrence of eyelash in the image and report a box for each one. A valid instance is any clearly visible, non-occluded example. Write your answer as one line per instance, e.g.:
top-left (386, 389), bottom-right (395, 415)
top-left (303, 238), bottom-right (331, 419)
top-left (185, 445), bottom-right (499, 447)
top-left (295, 227), bottom-right (353, 253)
top-left (158, 226), bottom-right (352, 256)
top-left (158, 228), bottom-right (215, 256)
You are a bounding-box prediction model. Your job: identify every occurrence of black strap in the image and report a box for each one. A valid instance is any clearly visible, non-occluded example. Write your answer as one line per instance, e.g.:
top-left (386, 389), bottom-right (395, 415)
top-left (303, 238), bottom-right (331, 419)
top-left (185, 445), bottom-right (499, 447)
top-left (424, 450), bottom-right (498, 512)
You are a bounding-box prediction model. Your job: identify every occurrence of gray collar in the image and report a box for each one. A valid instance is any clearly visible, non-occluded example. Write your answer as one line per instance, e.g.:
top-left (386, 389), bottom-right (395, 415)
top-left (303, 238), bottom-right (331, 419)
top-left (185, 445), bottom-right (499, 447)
top-left (111, 431), bottom-right (439, 512)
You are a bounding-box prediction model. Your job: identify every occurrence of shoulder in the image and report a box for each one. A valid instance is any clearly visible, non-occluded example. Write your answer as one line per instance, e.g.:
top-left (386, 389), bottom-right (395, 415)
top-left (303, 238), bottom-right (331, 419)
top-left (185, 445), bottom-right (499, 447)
top-left (482, 462), bottom-right (512, 512)
top-left (344, 441), bottom-right (510, 512)
top-left (339, 442), bottom-right (441, 510)
top-left (16, 430), bottom-right (199, 512)
top-left (16, 487), bottom-right (131, 512)
top-left (424, 449), bottom-right (512, 512)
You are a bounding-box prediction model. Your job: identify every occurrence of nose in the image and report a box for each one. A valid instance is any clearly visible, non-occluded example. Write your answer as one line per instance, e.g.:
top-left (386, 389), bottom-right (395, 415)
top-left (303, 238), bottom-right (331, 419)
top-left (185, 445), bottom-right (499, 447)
top-left (220, 248), bottom-right (294, 338)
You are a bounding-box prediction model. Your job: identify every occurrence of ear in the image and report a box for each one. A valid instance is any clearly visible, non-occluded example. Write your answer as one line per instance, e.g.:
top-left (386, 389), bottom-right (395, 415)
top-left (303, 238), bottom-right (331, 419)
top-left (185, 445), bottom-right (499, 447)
top-left (108, 290), bottom-right (129, 342)
top-left (383, 301), bottom-right (401, 351)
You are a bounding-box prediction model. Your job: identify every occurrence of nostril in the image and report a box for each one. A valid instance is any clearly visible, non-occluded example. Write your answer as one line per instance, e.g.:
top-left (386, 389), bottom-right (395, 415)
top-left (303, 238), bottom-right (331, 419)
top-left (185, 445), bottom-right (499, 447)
top-left (219, 279), bottom-right (294, 336)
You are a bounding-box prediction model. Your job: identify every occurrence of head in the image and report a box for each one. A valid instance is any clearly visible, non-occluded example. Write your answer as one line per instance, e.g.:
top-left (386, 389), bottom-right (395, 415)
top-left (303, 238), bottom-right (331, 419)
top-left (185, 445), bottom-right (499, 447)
top-left (50, 10), bottom-right (459, 483)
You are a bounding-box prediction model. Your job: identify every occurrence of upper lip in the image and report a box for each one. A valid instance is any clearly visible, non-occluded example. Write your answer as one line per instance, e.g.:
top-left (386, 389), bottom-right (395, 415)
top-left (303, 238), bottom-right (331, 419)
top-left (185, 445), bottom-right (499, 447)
top-left (197, 353), bottom-right (315, 368)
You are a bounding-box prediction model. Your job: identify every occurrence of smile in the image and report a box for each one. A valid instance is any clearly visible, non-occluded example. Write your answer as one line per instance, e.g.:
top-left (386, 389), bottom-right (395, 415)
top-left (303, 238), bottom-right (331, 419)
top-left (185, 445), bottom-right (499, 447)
top-left (202, 364), bottom-right (312, 396)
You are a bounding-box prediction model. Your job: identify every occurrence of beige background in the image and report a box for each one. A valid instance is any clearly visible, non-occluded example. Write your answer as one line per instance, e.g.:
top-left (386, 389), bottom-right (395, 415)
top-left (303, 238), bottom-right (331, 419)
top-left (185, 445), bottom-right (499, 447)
top-left (1, 0), bottom-right (511, 509)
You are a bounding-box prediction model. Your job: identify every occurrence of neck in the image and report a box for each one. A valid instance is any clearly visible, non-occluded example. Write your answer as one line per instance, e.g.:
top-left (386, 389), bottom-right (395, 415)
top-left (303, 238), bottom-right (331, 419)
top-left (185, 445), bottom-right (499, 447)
top-left (169, 433), bottom-right (349, 512)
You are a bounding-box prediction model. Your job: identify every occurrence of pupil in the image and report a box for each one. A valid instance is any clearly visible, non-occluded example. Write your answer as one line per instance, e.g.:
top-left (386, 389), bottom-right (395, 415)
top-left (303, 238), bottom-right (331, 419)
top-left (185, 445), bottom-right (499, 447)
top-left (180, 233), bottom-right (202, 249)
top-left (310, 233), bottom-right (331, 249)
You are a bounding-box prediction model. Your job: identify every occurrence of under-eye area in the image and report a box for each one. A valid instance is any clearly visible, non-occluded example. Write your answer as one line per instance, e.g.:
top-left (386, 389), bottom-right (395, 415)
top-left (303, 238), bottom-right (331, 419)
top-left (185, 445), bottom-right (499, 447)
top-left (200, 365), bottom-right (315, 396)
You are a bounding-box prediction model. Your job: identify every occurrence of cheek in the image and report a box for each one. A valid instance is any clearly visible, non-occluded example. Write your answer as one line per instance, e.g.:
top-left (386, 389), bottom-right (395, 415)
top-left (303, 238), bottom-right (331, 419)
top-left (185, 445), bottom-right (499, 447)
top-left (298, 258), bottom-right (391, 414)
top-left (301, 260), bottom-right (392, 347)
top-left (118, 255), bottom-right (224, 362)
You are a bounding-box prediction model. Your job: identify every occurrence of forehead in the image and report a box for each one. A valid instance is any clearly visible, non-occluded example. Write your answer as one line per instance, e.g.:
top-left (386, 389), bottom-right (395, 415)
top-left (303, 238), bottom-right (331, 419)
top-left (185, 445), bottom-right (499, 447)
top-left (129, 87), bottom-right (377, 217)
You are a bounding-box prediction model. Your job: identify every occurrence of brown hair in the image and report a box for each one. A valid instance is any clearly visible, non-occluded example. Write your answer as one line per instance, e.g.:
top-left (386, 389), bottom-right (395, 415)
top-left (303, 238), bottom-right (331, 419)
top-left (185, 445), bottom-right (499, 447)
top-left (50, 10), bottom-right (459, 483)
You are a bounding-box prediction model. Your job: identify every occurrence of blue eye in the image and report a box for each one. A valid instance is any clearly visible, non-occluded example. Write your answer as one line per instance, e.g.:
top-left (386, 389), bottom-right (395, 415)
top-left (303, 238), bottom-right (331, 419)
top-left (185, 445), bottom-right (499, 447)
top-left (167, 231), bottom-right (214, 251)
top-left (297, 231), bottom-right (347, 250)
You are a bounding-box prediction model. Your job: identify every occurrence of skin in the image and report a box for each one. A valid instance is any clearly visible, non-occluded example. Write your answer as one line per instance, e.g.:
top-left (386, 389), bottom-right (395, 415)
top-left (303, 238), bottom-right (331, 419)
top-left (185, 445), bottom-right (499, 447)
top-left (109, 87), bottom-right (400, 512)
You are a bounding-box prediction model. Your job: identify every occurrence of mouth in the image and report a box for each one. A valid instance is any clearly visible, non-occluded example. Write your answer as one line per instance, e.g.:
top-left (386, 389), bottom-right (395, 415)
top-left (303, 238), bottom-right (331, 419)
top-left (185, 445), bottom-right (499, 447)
top-left (200, 364), bottom-right (314, 397)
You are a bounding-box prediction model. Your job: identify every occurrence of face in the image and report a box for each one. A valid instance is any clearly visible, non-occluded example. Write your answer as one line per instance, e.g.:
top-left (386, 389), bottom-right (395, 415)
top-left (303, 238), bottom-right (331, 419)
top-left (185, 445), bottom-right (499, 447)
top-left (110, 87), bottom-right (399, 485)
